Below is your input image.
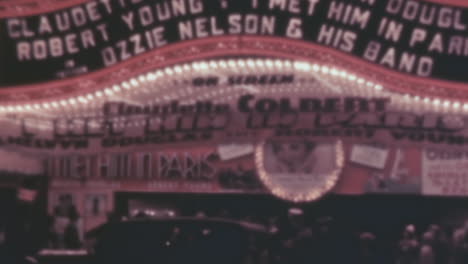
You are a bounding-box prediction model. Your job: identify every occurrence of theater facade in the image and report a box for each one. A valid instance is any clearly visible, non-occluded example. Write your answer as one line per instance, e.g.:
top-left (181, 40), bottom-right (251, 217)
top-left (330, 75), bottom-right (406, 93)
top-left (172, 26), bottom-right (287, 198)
top-left (2, 0), bottom-right (468, 235)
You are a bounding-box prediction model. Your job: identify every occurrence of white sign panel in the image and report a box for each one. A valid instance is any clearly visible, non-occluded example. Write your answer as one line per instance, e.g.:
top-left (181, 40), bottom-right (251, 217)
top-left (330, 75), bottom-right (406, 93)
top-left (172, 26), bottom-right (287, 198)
top-left (350, 144), bottom-right (389, 169)
top-left (422, 149), bottom-right (468, 196)
top-left (217, 143), bottom-right (254, 161)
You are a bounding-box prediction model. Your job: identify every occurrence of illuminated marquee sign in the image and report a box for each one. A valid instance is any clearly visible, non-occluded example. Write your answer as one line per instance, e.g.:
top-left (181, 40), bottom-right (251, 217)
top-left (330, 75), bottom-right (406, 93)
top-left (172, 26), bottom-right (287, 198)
top-left (2, 94), bottom-right (468, 153)
top-left (2, 0), bottom-right (468, 86)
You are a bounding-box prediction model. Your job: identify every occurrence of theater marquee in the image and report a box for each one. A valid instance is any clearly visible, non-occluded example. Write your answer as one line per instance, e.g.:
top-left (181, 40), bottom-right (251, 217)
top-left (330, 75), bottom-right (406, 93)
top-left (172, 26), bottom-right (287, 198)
top-left (2, 0), bottom-right (468, 201)
top-left (2, 0), bottom-right (468, 92)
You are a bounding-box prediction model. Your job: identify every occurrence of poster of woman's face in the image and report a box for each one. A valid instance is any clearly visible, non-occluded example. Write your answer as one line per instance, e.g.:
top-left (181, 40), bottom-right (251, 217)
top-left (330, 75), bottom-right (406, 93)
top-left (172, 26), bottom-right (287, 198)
top-left (268, 140), bottom-right (317, 174)
top-left (259, 139), bottom-right (342, 201)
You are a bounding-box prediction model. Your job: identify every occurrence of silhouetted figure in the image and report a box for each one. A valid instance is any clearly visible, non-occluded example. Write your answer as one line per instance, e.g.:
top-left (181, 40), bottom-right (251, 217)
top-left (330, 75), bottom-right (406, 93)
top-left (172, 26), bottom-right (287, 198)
top-left (419, 232), bottom-right (435, 264)
top-left (314, 216), bottom-right (339, 264)
top-left (264, 216), bottom-right (281, 264)
top-left (92, 197), bottom-right (100, 216)
top-left (0, 225), bottom-right (6, 263)
top-left (6, 177), bottom-right (47, 263)
top-left (396, 225), bottom-right (419, 264)
top-left (53, 206), bottom-right (69, 248)
top-left (358, 232), bottom-right (379, 264)
top-left (428, 225), bottom-right (449, 264)
top-left (277, 208), bottom-right (317, 264)
top-left (46, 214), bottom-right (58, 248)
top-left (64, 209), bottom-right (81, 249)
top-left (195, 211), bottom-right (207, 218)
top-left (452, 227), bottom-right (468, 264)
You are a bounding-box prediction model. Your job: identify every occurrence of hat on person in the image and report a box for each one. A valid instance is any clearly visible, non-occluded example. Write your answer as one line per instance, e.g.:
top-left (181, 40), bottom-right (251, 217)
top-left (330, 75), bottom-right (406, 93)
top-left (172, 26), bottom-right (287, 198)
top-left (405, 224), bottom-right (416, 234)
top-left (288, 207), bottom-right (303, 216)
top-left (422, 232), bottom-right (434, 243)
top-left (359, 232), bottom-right (376, 241)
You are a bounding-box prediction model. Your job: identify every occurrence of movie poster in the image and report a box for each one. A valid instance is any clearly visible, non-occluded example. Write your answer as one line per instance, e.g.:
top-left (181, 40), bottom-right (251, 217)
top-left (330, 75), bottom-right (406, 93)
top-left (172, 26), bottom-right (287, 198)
top-left (363, 147), bottom-right (421, 194)
top-left (422, 149), bottom-right (468, 196)
top-left (257, 139), bottom-right (343, 201)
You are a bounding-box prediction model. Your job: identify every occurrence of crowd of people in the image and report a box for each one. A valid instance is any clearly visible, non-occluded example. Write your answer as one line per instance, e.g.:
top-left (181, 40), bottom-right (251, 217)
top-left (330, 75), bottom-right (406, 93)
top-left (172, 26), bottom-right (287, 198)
top-left (394, 223), bottom-right (468, 264)
top-left (3, 195), bottom-right (468, 264)
top-left (259, 209), bottom-right (468, 264)
top-left (122, 207), bottom-right (468, 264)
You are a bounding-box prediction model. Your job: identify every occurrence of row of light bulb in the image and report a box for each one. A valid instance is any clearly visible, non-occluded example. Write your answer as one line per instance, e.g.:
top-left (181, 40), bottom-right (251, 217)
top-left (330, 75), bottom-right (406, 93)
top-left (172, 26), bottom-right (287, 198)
top-left (0, 59), bottom-right (381, 113)
top-left (0, 58), bottom-right (465, 114)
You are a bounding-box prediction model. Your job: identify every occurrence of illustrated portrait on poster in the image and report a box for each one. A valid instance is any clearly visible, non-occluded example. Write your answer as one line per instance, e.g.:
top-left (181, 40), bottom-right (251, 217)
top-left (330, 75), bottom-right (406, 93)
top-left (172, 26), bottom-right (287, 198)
top-left (268, 140), bottom-right (318, 174)
top-left (85, 194), bottom-right (108, 217)
top-left (256, 138), bottom-right (344, 202)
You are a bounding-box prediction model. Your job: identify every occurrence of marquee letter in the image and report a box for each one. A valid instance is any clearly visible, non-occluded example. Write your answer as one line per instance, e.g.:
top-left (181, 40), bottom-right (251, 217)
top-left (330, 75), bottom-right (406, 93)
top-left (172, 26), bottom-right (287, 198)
top-left (286, 18), bottom-right (302, 39)
top-left (238, 95), bottom-right (254, 112)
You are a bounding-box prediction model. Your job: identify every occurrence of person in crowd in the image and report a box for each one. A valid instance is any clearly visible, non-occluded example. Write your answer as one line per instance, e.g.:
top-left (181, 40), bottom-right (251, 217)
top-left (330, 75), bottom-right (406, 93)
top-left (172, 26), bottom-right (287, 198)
top-left (46, 214), bottom-right (57, 248)
top-left (195, 210), bottom-right (207, 218)
top-left (0, 225), bottom-right (4, 245)
top-left (0, 224), bottom-right (5, 263)
top-left (243, 233), bottom-right (262, 264)
top-left (419, 231), bottom-right (435, 264)
top-left (315, 216), bottom-right (341, 264)
top-left (461, 231), bottom-right (468, 264)
top-left (263, 216), bottom-right (281, 264)
top-left (91, 196), bottom-right (101, 216)
top-left (358, 232), bottom-right (379, 264)
top-left (52, 194), bottom-right (81, 248)
top-left (396, 224), bottom-right (420, 264)
top-left (52, 206), bottom-right (70, 248)
top-left (267, 216), bottom-right (279, 235)
top-left (6, 177), bottom-right (48, 264)
top-left (64, 208), bottom-right (82, 249)
top-left (428, 225), bottom-right (449, 264)
top-left (277, 207), bottom-right (315, 264)
top-left (452, 221), bottom-right (468, 264)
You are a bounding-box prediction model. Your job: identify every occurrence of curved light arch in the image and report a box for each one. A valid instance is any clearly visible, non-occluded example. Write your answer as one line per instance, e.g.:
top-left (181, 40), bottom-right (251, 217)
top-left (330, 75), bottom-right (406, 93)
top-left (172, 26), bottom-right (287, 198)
top-left (0, 57), bottom-right (465, 139)
top-left (2, 58), bottom-right (466, 118)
